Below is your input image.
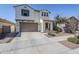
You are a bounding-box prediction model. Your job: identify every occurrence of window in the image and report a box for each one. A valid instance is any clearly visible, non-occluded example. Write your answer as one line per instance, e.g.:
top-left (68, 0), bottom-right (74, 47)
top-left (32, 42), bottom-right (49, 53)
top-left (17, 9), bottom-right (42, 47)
top-left (42, 12), bottom-right (43, 16)
top-left (21, 9), bottom-right (29, 16)
top-left (42, 12), bottom-right (48, 17)
top-left (46, 13), bottom-right (48, 16)
top-left (44, 12), bottom-right (46, 16)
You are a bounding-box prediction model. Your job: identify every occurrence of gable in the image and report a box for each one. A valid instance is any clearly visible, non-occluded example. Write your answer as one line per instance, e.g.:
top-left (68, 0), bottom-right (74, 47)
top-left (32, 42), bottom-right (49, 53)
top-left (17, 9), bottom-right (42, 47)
top-left (14, 4), bottom-right (34, 11)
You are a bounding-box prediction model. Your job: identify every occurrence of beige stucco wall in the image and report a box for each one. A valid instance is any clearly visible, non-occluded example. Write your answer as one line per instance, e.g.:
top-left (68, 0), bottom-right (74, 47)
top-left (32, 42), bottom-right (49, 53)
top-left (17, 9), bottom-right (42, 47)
top-left (0, 22), bottom-right (11, 26)
top-left (11, 25), bottom-right (16, 32)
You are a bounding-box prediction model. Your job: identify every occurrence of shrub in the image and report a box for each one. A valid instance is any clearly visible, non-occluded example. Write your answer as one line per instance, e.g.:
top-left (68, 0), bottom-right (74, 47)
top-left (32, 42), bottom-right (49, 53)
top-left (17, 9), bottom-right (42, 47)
top-left (48, 32), bottom-right (56, 36)
top-left (68, 37), bottom-right (79, 44)
top-left (64, 27), bottom-right (74, 33)
top-left (53, 26), bottom-right (62, 32)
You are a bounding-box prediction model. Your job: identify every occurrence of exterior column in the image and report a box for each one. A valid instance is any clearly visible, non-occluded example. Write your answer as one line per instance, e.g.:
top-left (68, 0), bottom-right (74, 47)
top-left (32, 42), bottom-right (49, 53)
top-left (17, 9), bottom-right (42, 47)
top-left (50, 22), bottom-right (53, 31)
top-left (40, 19), bottom-right (44, 32)
top-left (48, 23), bottom-right (49, 30)
top-left (41, 21), bottom-right (44, 32)
top-left (16, 21), bottom-right (20, 33)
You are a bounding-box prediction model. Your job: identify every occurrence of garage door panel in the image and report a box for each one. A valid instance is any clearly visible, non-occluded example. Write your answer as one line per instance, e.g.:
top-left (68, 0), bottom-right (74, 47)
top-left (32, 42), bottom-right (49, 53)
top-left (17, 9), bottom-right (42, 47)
top-left (20, 23), bottom-right (38, 32)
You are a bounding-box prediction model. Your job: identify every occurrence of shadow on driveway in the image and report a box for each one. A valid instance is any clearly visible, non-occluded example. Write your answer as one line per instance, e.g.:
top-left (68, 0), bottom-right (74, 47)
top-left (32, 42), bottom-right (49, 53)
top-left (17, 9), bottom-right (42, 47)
top-left (0, 32), bottom-right (19, 43)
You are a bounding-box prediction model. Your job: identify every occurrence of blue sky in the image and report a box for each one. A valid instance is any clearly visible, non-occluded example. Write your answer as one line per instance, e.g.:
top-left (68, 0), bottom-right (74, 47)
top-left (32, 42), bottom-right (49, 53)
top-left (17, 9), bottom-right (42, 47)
top-left (0, 4), bottom-right (79, 23)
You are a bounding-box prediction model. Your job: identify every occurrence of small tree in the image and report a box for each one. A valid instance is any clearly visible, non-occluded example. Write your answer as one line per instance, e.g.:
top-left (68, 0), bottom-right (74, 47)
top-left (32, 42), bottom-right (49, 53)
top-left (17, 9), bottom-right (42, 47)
top-left (53, 15), bottom-right (63, 32)
top-left (55, 15), bottom-right (63, 24)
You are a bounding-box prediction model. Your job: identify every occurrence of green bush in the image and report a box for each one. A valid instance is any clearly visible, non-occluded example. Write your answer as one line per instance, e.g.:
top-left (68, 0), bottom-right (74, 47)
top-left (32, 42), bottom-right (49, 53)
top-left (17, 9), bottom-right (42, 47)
top-left (65, 28), bottom-right (74, 33)
top-left (53, 26), bottom-right (62, 32)
top-left (68, 37), bottom-right (79, 44)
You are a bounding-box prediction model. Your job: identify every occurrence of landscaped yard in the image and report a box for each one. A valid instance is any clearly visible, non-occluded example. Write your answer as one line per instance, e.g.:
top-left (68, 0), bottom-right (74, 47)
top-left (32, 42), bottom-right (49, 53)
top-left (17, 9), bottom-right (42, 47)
top-left (59, 40), bottom-right (79, 49)
top-left (0, 32), bottom-right (76, 54)
top-left (0, 32), bottom-right (79, 54)
top-left (45, 30), bottom-right (71, 38)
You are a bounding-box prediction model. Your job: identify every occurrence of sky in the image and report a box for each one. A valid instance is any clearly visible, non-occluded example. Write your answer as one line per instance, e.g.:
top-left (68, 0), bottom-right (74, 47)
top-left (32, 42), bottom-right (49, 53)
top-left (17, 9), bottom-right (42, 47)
top-left (0, 4), bottom-right (79, 23)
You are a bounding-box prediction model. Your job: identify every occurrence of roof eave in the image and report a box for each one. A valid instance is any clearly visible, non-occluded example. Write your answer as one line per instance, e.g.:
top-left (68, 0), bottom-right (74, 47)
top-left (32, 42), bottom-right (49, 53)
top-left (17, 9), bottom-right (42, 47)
top-left (13, 4), bottom-right (34, 10)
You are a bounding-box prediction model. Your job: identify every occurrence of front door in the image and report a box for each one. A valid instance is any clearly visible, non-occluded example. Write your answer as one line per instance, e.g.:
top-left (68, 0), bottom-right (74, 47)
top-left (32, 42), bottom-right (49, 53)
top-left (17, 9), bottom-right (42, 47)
top-left (45, 23), bottom-right (50, 31)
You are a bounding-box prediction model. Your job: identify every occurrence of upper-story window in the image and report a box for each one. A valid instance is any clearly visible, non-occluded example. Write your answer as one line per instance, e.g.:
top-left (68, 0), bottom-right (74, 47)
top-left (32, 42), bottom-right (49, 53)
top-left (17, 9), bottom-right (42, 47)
top-left (42, 12), bottom-right (48, 17)
top-left (46, 13), bottom-right (48, 16)
top-left (21, 9), bottom-right (29, 16)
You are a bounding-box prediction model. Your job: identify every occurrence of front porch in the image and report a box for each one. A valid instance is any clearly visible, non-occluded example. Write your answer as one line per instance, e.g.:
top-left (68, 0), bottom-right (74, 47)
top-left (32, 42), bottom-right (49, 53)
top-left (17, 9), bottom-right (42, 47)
top-left (40, 20), bottom-right (53, 32)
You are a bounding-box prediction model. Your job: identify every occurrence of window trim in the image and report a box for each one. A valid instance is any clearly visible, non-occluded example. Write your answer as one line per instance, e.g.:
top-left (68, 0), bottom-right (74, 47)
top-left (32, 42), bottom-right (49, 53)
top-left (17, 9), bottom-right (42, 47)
top-left (41, 12), bottom-right (48, 17)
top-left (21, 9), bottom-right (30, 16)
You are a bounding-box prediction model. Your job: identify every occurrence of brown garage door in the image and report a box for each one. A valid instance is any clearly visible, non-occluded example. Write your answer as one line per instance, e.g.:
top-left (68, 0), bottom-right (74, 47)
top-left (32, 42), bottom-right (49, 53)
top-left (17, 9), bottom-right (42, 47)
top-left (20, 23), bottom-right (38, 32)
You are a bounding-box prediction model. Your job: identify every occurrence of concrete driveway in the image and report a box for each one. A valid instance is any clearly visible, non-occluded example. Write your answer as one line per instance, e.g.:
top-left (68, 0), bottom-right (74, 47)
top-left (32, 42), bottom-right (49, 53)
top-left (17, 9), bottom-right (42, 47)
top-left (0, 32), bottom-right (78, 54)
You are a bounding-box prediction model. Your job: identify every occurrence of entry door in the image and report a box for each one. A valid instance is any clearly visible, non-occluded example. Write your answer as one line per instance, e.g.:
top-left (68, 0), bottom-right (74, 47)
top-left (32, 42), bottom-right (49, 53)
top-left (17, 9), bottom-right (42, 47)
top-left (45, 23), bottom-right (50, 30)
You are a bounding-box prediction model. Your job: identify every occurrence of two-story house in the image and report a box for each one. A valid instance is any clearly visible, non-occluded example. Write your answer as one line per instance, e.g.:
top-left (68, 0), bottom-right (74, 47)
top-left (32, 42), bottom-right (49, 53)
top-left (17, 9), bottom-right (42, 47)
top-left (14, 4), bottom-right (53, 32)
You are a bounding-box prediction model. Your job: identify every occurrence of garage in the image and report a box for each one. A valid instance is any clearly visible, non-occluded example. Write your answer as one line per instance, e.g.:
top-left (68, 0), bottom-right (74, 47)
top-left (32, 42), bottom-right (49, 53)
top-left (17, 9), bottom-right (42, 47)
top-left (20, 22), bottom-right (38, 32)
top-left (2, 26), bottom-right (11, 33)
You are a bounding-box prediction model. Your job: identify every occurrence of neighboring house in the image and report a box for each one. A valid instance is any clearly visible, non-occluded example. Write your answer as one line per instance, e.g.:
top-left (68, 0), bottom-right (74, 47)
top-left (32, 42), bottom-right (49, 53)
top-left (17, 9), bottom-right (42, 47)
top-left (54, 16), bottom-right (79, 33)
top-left (64, 16), bottom-right (79, 33)
top-left (65, 16), bottom-right (78, 30)
top-left (14, 4), bottom-right (53, 32)
top-left (0, 18), bottom-right (16, 34)
top-left (77, 20), bottom-right (79, 30)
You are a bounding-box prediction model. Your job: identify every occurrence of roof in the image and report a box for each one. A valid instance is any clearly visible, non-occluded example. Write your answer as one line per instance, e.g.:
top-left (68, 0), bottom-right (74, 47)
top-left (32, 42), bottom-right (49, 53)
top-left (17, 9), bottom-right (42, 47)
top-left (34, 10), bottom-right (40, 12)
top-left (14, 4), bottom-right (34, 10)
top-left (69, 16), bottom-right (78, 20)
top-left (14, 4), bottom-right (51, 13)
top-left (0, 18), bottom-right (15, 25)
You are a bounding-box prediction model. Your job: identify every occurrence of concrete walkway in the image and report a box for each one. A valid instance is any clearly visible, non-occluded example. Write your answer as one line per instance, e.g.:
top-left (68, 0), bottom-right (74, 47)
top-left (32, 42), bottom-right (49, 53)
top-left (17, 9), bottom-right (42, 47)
top-left (0, 32), bottom-right (78, 54)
